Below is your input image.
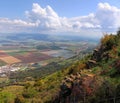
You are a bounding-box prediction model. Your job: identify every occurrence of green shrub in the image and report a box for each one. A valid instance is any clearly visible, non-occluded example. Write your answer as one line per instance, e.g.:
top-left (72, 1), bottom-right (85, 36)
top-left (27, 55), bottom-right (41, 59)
top-left (101, 34), bottom-right (117, 50)
top-left (0, 92), bottom-right (14, 103)
top-left (14, 95), bottom-right (25, 103)
top-left (22, 87), bottom-right (37, 98)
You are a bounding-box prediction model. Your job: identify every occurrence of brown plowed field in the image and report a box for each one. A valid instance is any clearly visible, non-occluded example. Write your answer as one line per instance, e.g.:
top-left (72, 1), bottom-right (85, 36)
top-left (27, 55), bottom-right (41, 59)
top-left (0, 50), bottom-right (21, 64)
top-left (0, 56), bottom-right (21, 64)
top-left (14, 52), bottom-right (52, 63)
top-left (0, 50), bottom-right (9, 57)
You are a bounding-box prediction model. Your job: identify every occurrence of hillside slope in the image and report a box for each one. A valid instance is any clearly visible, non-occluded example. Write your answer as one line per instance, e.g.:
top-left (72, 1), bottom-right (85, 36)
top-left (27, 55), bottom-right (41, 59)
top-left (1, 30), bottom-right (120, 103)
top-left (51, 30), bottom-right (120, 103)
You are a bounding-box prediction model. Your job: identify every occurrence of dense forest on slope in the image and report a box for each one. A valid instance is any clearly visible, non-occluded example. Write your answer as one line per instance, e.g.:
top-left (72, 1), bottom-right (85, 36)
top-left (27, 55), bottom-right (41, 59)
top-left (1, 30), bottom-right (120, 103)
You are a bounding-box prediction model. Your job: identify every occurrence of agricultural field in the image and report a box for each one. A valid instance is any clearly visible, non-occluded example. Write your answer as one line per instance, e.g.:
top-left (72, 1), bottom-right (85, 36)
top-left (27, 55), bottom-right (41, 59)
top-left (0, 36), bottom-right (98, 67)
top-left (41, 50), bottom-right (75, 59)
top-left (0, 50), bottom-right (8, 57)
top-left (0, 50), bottom-right (53, 64)
top-left (0, 50), bottom-right (51, 65)
top-left (14, 52), bottom-right (52, 63)
top-left (0, 51), bottom-right (21, 64)
top-left (0, 60), bottom-right (6, 66)
top-left (0, 56), bottom-right (21, 64)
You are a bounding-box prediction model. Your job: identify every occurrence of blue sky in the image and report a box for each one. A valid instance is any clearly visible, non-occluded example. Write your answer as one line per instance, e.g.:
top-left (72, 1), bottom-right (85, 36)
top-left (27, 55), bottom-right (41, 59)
top-left (1, 0), bottom-right (120, 18)
top-left (0, 0), bottom-right (120, 38)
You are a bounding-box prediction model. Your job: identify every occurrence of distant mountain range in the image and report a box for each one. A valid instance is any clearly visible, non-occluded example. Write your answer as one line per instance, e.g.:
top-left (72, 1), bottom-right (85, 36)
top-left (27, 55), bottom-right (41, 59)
top-left (4, 33), bottom-right (100, 42)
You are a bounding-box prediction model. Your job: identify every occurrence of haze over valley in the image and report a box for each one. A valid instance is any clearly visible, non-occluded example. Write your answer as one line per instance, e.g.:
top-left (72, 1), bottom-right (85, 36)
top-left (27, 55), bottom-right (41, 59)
top-left (0, 0), bottom-right (120, 103)
top-left (0, 33), bottom-right (97, 76)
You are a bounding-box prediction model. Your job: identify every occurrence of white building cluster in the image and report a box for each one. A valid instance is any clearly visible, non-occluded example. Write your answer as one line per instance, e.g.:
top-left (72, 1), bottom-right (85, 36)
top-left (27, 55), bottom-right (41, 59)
top-left (0, 65), bottom-right (20, 74)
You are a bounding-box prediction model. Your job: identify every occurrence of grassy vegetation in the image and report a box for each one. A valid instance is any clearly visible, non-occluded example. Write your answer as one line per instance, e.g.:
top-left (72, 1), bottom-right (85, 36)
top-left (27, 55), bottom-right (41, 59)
top-left (1, 31), bottom-right (120, 103)
top-left (9, 54), bottom-right (82, 81)
top-left (0, 86), bottom-right (24, 103)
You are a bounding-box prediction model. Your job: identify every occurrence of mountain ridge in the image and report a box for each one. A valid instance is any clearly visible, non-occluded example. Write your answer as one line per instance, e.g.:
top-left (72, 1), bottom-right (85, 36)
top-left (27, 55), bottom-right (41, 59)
top-left (1, 30), bottom-right (120, 103)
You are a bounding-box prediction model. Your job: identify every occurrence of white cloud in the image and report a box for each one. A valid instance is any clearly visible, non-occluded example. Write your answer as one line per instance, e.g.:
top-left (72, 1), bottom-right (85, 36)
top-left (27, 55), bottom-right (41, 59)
top-left (25, 3), bottom-right (61, 30)
top-left (69, 13), bottom-right (100, 29)
top-left (96, 2), bottom-right (120, 31)
top-left (0, 2), bottom-right (120, 37)
top-left (0, 18), bottom-right (37, 33)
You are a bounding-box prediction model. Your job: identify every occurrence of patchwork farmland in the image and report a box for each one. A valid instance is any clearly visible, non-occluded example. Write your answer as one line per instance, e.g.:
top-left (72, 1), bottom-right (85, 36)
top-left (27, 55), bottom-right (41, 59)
top-left (14, 52), bottom-right (52, 63)
top-left (0, 40), bottom-right (95, 66)
top-left (0, 50), bottom-right (53, 64)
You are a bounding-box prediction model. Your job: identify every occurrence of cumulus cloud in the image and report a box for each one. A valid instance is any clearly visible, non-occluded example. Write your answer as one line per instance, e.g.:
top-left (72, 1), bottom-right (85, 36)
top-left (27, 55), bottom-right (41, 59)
top-left (0, 2), bottom-right (120, 37)
top-left (69, 2), bottom-right (120, 32)
top-left (0, 18), bottom-right (37, 33)
top-left (25, 3), bottom-right (61, 30)
top-left (96, 3), bottom-right (120, 31)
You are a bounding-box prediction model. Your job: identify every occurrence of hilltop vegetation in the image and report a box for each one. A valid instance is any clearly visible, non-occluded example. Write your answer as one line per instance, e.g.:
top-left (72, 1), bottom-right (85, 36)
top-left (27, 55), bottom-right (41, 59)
top-left (51, 30), bottom-right (120, 103)
top-left (1, 30), bottom-right (120, 103)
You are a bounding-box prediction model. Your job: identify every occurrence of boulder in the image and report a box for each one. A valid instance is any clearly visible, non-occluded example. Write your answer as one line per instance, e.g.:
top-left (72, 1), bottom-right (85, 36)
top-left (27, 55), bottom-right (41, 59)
top-left (86, 60), bottom-right (97, 69)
